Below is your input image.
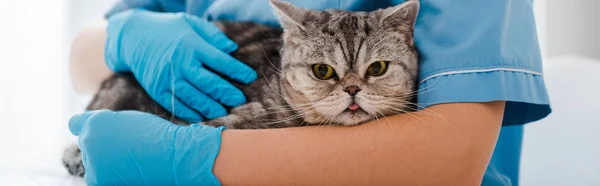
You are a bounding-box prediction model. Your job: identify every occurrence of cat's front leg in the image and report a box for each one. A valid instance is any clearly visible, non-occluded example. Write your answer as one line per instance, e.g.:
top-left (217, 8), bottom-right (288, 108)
top-left (204, 102), bottom-right (278, 129)
top-left (62, 144), bottom-right (84, 177)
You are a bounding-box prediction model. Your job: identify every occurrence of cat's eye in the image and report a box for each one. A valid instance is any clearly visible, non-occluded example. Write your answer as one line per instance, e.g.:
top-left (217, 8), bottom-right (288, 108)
top-left (312, 64), bottom-right (336, 80)
top-left (366, 61), bottom-right (389, 76)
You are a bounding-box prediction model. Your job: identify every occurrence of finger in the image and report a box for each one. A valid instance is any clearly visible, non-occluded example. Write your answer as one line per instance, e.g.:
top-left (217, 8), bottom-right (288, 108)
top-left (161, 92), bottom-right (205, 123)
top-left (183, 64), bottom-right (247, 107)
top-left (194, 41), bottom-right (257, 84)
top-left (68, 111), bottom-right (97, 136)
top-left (183, 14), bottom-right (238, 53)
top-left (174, 81), bottom-right (228, 119)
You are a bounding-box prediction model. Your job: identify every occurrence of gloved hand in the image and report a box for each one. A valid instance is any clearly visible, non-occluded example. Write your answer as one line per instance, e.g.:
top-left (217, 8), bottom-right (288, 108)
top-left (105, 9), bottom-right (257, 122)
top-left (69, 110), bottom-right (225, 185)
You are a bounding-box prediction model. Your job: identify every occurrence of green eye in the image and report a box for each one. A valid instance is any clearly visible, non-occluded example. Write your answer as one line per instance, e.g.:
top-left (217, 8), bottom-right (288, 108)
top-left (367, 61), bottom-right (389, 76)
top-left (312, 64), bottom-right (336, 80)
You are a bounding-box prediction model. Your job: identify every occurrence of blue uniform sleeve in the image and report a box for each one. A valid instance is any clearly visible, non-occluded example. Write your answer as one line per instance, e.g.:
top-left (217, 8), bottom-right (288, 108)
top-left (104, 0), bottom-right (215, 18)
top-left (400, 0), bottom-right (551, 126)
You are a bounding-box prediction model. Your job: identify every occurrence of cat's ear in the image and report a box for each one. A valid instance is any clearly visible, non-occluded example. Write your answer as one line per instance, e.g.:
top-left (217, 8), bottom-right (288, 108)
top-left (270, 0), bottom-right (308, 30)
top-left (380, 0), bottom-right (420, 31)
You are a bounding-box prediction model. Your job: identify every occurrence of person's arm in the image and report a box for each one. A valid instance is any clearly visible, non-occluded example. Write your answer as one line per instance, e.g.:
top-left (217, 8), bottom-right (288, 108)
top-left (69, 20), bottom-right (111, 94)
top-left (69, 101), bottom-right (504, 185)
top-left (214, 101), bottom-right (504, 185)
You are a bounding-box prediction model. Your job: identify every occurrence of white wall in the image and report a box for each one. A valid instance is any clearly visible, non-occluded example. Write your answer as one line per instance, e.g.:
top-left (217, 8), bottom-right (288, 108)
top-left (0, 1), bottom-right (115, 185)
top-left (534, 0), bottom-right (547, 58)
top-left (546, 0), bottom-right (600, 60)
top-left (520, 1), bottom-right (600, 185)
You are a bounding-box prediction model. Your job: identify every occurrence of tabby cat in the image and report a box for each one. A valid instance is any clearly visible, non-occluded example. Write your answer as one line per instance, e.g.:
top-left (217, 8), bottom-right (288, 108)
top-left (63, 0), bottom-right (420, 177)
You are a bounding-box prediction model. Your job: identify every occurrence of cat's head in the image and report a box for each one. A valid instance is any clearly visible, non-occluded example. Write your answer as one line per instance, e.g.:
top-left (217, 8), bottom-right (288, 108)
top-left (271, 0), bottom-right (420, 126)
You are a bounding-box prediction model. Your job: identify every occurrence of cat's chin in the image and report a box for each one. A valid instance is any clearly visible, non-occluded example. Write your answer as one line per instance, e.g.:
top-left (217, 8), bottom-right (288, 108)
top-left (336, 108), bottom-right (373, 126)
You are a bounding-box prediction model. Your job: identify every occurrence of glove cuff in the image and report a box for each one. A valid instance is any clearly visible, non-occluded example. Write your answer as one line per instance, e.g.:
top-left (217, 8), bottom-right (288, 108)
top-left (172, 125), bottom-right (226, 186)
top-left (104, 10), bottom-right (136, 72)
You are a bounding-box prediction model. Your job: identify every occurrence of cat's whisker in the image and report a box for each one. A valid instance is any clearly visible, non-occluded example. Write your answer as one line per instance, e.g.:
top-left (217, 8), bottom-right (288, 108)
top-left (261, 102), bottom-right (318, 110)
top-left (254, 105), bottom-right (313, 117)
top-left (259, 68), bottom-right (286, 100)
top-left (395, 78), bottom-right (441, 98)
top-left (254, 103), bottom-right (324, 117)
top-left (373, 108), bottom-right (403, 147)
top-left (258, 59), bottom-right (284, 76)
top-left (365, 93), bottom-right (442, 120)
top-left (372, 108), bottom-right (381, 125)
top-left (380, 79), bottom-right (440, 100)
top-left (254, 108), bottom-right (295, 117)
top-left (374, 97), bottom-right (448, 127)
top-left (310, 106), bottom-right (337, 132)
top-left (263, 64), bottom-right (283, 76)
top-left (253, 98), bottom-right (344, 122)
top-left (381, 100), bottom-right (457, 134)
top-left (261, 46), bottom-right (284, 74)
top-left (265, 106), bottom-right (311, 116)
top-left (256, 110), bottom-right (314, 125)
top-left (391, 100), bottom-right (446, 120)
top-left (379, 106), bottom-right (448, 137)
top-left (404, 111), bottom-right (448, 138)
top-left (371, 106), bottom-right (392, 125)
top-left (246, 55), bottom-right (283, 77)
top-left (257, 107), bottom-right (316, 124)
top-left (256, 90), bottom-right (342, 115)
top-left (380, 102), bottom-right (414, 112)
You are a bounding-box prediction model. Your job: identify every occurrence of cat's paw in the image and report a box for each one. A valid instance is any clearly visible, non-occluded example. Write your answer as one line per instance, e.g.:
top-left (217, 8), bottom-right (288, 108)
top-left (62, 144), bottom-right (85, 177)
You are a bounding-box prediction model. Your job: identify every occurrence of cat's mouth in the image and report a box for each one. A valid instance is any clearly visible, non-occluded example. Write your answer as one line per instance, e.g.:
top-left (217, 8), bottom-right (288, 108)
top-left (348, 103), bottom-right (360, 111)
top-left (339, 104), bottom-right (370, 126)
top-left (343, 103), bottom-right (368, 116)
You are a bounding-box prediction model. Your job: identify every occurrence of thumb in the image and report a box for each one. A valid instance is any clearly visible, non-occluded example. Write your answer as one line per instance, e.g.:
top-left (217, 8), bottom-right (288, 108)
top-left (183, 14), bottom-right (238, 53)
top-left (68, 111), bottom-right (96, 136)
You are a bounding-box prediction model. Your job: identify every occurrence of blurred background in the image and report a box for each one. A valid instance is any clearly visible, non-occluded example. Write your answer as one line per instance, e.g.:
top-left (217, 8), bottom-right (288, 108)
top-left (0, 0), bottom-right (598, 185)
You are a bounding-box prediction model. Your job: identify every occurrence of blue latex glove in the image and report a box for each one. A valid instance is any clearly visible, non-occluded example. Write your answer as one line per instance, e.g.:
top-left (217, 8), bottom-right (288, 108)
top-left (105, 9), bottom-right (257, 122)
top-left (69, 110), bottom-right (224, 185)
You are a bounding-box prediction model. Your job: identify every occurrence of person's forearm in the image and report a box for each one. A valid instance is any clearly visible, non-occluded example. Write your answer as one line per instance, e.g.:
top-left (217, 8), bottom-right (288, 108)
top-left (69, 20), bottom-right (112, 94)
top-left (214, 102), bottom-right (505, 185)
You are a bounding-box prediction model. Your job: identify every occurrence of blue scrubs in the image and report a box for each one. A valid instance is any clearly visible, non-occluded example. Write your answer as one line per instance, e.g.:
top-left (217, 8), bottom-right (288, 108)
top-left (107, 0), bottom-right (551, 185)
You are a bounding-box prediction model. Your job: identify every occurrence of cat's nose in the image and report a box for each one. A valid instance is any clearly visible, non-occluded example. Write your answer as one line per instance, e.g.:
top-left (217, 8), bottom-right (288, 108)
top-left (344, 86), bottom-right (361, 96)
